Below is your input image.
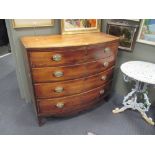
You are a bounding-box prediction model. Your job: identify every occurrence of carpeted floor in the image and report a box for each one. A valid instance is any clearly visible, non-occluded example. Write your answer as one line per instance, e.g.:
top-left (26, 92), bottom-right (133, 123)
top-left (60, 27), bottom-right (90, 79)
top-left (0, 54), bottom-right (155, 135)
top-left (0, 44), bottom-right (10, 57)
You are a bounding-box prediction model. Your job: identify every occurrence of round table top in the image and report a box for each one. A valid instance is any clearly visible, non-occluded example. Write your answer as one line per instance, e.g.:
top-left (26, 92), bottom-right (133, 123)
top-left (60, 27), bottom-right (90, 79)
top-left (121, 61), bottom-right (155, 85)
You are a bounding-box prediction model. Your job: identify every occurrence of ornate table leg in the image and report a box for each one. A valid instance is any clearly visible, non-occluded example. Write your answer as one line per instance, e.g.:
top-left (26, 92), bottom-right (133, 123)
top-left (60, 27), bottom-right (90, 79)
top-left (112, 75), bottom-right (154, 125)
top-left (112, 88), bottom-right (136, 113)
top-left (137, 93), bottom-right (154, 125)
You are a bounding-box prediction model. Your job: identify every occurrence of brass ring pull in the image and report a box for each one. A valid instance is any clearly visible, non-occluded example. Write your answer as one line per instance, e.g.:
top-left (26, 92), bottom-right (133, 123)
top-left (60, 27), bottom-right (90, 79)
top-left (56, 102), bottom-right (64, 109)
top-left (53, 71), bottom-right (64, 77)
top-left (55, 86), bottom-right (64, 93)
top-left (52, 54), bottom-right (62, 62)
top-left (104, 47), bottom-right (111, 53)
top-left (104, 61), bottom-right (109, 67)
top-left (101, 75), bottom-right (107, 81)
top-left (100, 89), bottom-right (105, 95)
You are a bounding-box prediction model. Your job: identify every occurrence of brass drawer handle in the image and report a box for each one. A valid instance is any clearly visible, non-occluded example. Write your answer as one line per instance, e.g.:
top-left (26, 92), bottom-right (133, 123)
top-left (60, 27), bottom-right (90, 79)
top-left (52, 54), bottom-right (62, 62)
top-left (101, 75), bottom-right (107, 81)
top-left (100, 89), bottom-right (105, 95)
top-left (56, 102), bottom-right (64, 109)
top-left (53, 71), bottom-right (64, 77)
top-left (55, 86), bottom-right (64, 93)
top-left (104, 47), bottom-right (111, 53)
top-left (103, 61), bottom-right (109, 67)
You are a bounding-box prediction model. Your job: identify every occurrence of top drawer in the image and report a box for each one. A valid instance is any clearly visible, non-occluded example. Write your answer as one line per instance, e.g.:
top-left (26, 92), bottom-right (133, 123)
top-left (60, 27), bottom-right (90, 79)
top-left (28, 42), bottom-right (118, 68)
top-left (86, 42), bottom-right (118, 61)
top-left (29, 47), bottom-right (86, 67)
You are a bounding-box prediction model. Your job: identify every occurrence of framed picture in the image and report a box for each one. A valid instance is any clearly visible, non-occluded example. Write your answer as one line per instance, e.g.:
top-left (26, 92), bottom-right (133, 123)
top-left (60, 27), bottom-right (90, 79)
top-left (106, 22), bottom-right (139, 51)
top-left (61, 19), bottom-right (101, 34)
top-left (137, 19), bottom-right (155, 46)
top-left (12, 19), bottom-right (54, 28)
top-left (125, 19), bottom-right (140, 22)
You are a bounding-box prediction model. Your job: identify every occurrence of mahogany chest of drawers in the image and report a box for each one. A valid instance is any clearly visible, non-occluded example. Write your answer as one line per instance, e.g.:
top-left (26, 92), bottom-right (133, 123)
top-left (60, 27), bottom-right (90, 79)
top-left (21, 32), bottom-right (119, 125)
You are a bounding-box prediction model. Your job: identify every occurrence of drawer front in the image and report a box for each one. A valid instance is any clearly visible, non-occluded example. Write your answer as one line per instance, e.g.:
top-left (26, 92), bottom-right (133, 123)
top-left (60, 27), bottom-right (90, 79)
top-left (34, 67), bottom-right (113, 99)
top-left (32, 64), bottom-right (87, 83)
top-left (34, 79), bottom-right (85, 99)
top-left (86, 42), bottom-right (118, 61)
top-left (37, 83), bottom-right (110, 116)
top-left (32, 57), bottom-right (115, 83)
top-left (86, 56), bottom-right (115, 76)
top-left (84, 68), bottom-right (113, 92)
top-left (29, 48), bottom-right (86, 67)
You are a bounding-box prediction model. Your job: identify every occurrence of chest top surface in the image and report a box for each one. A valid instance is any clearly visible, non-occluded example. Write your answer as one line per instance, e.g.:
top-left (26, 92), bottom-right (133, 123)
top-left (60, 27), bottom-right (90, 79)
top-left (121, 61), bottom-right (155, 84)
top-left (21, 32), bottom-right (119, 49)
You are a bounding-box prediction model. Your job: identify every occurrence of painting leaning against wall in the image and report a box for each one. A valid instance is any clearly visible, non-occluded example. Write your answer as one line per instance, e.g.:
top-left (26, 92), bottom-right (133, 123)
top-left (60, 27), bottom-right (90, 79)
top-left (106, 22), bottom-right (139, 52)
top-left (12, 19), bottom-right (54, 28)
top-left (61, 19), bottom-right (101, 34)
top-left (137, 19), bottom-right (155, 46)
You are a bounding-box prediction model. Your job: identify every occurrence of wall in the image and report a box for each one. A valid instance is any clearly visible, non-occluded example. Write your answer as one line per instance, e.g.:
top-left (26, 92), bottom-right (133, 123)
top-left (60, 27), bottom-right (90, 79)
top-left (6, 19), bottom-right (155, 104)
top-left (5, 19), bottom-right (61, 103)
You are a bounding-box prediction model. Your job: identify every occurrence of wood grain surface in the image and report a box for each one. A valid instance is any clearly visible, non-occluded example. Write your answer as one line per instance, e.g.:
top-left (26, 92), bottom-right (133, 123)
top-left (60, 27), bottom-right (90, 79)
top-left (21, 32), bottom-right (119, 49)
top-left (37, 83), bottom-right (110, 116)
top-left (34, 68), bottom-right (113, 98)
top-left (32, 57), bottom-right (115, 83)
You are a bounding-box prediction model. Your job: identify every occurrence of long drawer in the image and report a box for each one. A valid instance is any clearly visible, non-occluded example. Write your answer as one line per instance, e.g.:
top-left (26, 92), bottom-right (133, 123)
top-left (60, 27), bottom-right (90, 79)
top-left (37, 83), bottom-right (110, 116)
top-left (29, 43), bottom-right (117, 68)
top-left (34, 68), bottom-right (113, 99)
top-left (32, 56), bottom-right (115, 83)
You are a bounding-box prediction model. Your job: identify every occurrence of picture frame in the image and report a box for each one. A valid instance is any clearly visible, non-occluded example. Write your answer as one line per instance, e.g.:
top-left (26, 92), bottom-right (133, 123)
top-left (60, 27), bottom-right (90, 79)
top-left (12, 19), bottom-right (54, 28)
top-left (61, 19), bottom-right (101, 35)
top-left (125, 19), bottom-right (140, 22)
top-left (106, 22), bottom-right (139, 52)
top-left (137, 19), bottom-right (155, 46)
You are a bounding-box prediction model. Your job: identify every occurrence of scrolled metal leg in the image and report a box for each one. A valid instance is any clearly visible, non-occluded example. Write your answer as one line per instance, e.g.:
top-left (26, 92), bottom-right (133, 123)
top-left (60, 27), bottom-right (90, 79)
top-left (112, 77), bottom-right (155, 125)
top-left (112, 87), bottom-right (136, 114)
top-left (140, 111), bottom-right (155, 125)
top-left (112, 106), bottom-right (128, 113)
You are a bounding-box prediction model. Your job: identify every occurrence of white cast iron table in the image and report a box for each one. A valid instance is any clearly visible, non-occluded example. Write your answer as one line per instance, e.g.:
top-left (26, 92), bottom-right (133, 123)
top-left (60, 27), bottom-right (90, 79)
top-left (112, 61), bottom-right (155, 125)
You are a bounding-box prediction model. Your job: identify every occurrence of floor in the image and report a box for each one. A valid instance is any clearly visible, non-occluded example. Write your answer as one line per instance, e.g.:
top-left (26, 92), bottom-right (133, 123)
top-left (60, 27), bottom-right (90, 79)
top-left (0, 54), bottom-right (155, 135)
top-left (0, 44), bottom-right (10, 57)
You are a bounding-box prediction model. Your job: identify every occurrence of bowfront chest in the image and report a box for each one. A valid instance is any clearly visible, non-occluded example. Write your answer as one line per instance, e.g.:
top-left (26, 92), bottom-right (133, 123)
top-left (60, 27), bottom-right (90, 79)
top-left (21, 32), bottom-right (119, 125)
